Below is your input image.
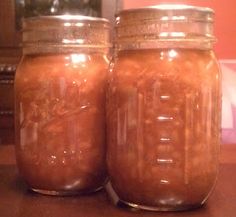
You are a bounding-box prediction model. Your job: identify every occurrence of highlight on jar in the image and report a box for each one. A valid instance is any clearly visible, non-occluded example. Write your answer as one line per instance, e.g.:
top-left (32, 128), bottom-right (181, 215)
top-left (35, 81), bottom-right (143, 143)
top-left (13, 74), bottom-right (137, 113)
top-left (106, 5), bottom-right (221, 211)
top-left (14, 15), bottom-right (111, 196)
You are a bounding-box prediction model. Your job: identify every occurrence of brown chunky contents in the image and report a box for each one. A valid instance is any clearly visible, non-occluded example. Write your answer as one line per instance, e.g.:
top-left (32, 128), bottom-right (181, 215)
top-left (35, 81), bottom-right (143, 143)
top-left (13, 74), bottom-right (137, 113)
top-left (107, 49), bottom-right (221, 209)
top-left (15, 53), bottom-right (108, 194)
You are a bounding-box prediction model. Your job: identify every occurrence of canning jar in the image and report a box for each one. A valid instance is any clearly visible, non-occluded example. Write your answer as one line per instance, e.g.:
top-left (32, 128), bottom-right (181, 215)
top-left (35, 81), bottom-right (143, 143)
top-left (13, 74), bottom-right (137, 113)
top-left (106, 5), bottom-right (221, 211)
top-left (15, 16), bottom-right (111, 195)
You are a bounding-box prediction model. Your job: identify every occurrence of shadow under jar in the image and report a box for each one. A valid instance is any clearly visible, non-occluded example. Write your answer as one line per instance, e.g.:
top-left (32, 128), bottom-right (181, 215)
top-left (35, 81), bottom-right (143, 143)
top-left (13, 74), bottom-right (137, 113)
top-left (106, 5), bottom-right (221, 211)
top-left (15, 16), bottom-right (111, 195)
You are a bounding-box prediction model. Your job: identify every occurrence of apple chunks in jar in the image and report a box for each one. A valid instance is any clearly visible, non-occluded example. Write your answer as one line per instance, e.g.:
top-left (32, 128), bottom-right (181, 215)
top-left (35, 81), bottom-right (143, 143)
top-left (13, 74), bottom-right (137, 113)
top-left (106, 49), bottom-right (221, 209)
top-left (15, 53), bottom-right (109, 194)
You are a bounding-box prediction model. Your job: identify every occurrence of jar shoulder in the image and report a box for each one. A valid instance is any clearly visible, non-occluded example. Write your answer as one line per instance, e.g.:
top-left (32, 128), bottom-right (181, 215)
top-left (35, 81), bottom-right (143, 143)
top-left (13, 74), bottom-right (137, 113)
top-left (111, 49), bottom-right (220, 82)
top-left (15, 53), bottom-right (109, 86)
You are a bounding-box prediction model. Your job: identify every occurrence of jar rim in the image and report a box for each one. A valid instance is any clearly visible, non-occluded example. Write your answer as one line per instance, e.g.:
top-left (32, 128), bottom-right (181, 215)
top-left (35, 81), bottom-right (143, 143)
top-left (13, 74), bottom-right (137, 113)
top-left (22, 15), bottom-right (111, 54)
top-left (117, 4), bottom-right (214, 16)
top-left (115, 4), bottom-right (216, 50)
top-left (24, 15), bottom-right (110, 25)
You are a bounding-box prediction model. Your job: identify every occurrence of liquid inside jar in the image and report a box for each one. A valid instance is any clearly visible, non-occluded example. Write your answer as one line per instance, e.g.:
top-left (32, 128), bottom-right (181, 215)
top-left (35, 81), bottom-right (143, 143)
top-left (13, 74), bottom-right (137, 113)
top-left (106, 48), bottom-right (221, 210)
top-left (15, 53), bottom-right (109, 195)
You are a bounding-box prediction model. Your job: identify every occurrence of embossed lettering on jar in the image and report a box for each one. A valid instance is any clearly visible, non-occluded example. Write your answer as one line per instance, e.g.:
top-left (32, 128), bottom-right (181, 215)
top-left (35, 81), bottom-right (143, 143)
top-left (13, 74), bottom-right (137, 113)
top-left (15, 16), bottom-right (111, 195)
top-left (106, 5), bottom-right (221, 211)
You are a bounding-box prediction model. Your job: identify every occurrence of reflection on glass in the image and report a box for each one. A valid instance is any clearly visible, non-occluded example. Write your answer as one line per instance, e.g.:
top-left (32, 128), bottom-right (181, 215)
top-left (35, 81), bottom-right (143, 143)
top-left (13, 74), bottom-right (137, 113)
top-left (15, 0), bottom-right (102, 30)
top-left (16, 0), bottom-right (101, 18)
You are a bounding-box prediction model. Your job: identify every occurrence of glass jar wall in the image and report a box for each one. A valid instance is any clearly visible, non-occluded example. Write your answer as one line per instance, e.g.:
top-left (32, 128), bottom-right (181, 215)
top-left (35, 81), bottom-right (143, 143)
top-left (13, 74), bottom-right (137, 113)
top-left (106, 5), bottom-right (221, 211)
top-left (15, 16), bottom-right (111, 195)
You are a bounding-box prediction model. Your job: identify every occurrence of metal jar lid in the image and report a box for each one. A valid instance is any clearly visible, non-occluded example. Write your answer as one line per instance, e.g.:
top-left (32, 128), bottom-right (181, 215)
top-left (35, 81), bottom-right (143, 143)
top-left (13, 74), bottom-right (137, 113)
top-left (23, 15), bottom-right (111, 54)
top-left (115, 5), bottom-right (216, 50)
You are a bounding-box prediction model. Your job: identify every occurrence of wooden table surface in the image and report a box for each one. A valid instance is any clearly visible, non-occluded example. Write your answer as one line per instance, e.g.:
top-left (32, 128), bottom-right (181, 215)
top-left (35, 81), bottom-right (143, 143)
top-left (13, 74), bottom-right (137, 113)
top-left (0, 144), bottom-right (236, 217)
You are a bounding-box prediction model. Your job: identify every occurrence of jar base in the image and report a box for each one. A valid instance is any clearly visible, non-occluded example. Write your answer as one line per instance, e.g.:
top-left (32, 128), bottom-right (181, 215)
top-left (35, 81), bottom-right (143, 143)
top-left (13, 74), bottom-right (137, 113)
top-left (31, 185), bottom-right (104, 196)
top-left (117, 199), bottom-right (203, 212)
top-left (105, 182), bottom-right (204, 212)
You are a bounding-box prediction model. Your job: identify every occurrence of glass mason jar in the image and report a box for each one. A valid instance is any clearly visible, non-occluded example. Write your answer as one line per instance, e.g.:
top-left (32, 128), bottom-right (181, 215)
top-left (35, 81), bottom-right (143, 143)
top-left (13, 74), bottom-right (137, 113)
top-left (106, 5), bottom-right (221, 211)
top-left (15, 15), bottom-right (111, 195)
